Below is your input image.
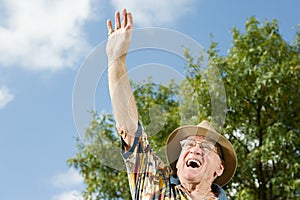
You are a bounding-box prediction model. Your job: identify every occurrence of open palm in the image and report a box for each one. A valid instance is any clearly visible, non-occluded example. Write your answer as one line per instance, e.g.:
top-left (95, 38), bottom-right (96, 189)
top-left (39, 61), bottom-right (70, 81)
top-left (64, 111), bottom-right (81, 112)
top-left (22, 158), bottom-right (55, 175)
top-left (106, 9), bottom-right (133, 63)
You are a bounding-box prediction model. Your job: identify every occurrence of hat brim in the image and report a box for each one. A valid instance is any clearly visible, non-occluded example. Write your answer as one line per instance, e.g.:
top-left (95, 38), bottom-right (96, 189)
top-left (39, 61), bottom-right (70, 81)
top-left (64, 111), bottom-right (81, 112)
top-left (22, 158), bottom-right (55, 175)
top-left (166, 125), bottom-right (237, 186)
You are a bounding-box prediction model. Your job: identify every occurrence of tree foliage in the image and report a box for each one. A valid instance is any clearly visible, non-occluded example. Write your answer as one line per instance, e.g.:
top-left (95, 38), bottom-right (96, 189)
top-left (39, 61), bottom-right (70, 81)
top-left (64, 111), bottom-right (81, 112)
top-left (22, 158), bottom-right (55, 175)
top-left (67, 112), bottom-right (131, 199)
top-left (68, 17), bottom-right (300, 199)
top-left (217, 17), bottom-right (300, 199)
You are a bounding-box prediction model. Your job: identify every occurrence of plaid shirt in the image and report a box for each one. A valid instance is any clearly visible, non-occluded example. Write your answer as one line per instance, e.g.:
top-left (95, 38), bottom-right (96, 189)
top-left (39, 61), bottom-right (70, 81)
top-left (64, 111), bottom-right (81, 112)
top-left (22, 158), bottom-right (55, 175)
top-left (121, 124), bottom-right (228, 200)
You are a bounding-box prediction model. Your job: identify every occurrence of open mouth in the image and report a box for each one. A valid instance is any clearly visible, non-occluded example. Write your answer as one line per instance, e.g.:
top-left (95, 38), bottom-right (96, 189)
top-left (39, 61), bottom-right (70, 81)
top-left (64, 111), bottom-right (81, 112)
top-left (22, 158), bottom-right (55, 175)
top-left (186, 159), bottom-right (201, 168)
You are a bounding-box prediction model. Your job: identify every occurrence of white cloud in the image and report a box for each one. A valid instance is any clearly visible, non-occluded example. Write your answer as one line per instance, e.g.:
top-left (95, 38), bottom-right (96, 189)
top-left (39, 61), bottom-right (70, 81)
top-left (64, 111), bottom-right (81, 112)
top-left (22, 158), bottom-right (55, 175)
top-left (0, 0), bottom-right (96, 70)
top-left (52, 168), bottom-right (83, 189)
top-left (0, 86), bottom-right (14, 109)
top-left (111, 0), bottom-right (197, 27)
top-left (52, 190), bottom-right (83, 200)
top-left (51, 169), bottom-right (85, 200)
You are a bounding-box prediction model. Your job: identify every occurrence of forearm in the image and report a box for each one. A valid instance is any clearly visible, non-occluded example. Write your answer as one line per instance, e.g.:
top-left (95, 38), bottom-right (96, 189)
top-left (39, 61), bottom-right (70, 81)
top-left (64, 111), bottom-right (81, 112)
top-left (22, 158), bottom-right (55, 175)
top-left (108, 56), bottom-right (138, 149)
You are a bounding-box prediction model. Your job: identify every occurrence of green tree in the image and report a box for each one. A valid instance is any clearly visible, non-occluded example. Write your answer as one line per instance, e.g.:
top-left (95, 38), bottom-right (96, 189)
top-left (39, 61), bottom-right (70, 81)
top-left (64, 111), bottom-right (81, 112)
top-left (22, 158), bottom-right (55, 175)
top-left (67, 112), bottom-right (131, 199)
top-left (68, 17), bottom-right (300, 199)
top-left (206, 17), bottom-right (300, 199)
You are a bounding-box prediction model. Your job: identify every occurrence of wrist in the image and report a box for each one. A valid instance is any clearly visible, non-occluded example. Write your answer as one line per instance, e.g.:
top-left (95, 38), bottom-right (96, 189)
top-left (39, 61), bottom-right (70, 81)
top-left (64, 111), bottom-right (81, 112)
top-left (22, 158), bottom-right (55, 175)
top-left (108, 55), bottom-right (127, 72)
top-left (107, 56), bottom-right (128, 79)
top-left (107, 54), bottom-right (126, 65)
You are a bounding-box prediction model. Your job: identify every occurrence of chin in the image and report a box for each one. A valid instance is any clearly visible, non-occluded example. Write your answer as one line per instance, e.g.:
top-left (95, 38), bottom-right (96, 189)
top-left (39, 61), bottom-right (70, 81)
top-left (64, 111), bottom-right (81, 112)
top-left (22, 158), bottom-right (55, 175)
top-left (181, 176), bottom-right (201, 184)
top-left (180, 168), bottom-right (203, 182)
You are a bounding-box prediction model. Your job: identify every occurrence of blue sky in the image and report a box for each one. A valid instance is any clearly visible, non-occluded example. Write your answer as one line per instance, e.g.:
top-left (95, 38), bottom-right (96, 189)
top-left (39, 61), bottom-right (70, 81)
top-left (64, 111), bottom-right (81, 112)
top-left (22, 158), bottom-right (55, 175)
top-left (0, 0), bottom-right (299, 199)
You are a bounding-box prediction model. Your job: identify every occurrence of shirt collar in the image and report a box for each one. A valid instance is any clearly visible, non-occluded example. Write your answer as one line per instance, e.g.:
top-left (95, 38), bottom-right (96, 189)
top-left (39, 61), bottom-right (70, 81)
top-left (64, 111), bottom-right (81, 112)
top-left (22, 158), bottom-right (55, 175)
top-left (170, 175), bottom-right (228, 200)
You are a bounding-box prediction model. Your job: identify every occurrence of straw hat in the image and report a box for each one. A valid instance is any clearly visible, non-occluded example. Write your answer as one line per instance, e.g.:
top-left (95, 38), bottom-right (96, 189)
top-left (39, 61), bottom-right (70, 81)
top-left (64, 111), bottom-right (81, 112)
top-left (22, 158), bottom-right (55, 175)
top-left (166, 120), bottom-right (237, 186)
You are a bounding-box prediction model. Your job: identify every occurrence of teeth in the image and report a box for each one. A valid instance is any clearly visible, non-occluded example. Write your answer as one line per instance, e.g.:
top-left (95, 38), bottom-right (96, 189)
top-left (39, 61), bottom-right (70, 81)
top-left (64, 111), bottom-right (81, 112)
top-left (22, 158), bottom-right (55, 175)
top-left (186, 159), bottom-right (201, 168)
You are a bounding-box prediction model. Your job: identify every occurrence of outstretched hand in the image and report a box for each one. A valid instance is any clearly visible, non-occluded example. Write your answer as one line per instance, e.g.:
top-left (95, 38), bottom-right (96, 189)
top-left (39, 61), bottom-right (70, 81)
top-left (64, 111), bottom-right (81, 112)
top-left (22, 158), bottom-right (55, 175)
top-left (106, 8), bottom-right (133, 62)
top-left (106, 9), bottom-right (138, 138)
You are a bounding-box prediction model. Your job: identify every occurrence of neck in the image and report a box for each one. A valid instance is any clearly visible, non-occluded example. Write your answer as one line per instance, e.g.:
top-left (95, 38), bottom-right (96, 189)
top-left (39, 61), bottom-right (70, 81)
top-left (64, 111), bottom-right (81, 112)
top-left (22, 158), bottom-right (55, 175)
top-left (181, 182), bottom-right (216, 199)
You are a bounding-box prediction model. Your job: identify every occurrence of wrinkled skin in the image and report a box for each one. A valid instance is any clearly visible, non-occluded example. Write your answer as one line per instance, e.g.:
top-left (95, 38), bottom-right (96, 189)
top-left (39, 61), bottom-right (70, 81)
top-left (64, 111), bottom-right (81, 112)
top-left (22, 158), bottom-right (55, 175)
top-left (176, 136), bottom-right (224, 195)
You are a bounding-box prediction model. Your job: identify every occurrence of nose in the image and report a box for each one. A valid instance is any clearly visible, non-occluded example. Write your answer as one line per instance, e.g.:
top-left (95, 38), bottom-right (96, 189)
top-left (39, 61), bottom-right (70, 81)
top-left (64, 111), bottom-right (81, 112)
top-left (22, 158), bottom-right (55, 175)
top-left (189, 146), bottom-right (203, 156)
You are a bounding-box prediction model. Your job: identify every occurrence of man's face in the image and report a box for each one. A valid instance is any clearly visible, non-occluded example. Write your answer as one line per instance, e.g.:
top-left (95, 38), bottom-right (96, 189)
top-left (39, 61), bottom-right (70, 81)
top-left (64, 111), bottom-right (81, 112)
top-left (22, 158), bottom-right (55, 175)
top-left (176, 135), bottom-right (224, 184)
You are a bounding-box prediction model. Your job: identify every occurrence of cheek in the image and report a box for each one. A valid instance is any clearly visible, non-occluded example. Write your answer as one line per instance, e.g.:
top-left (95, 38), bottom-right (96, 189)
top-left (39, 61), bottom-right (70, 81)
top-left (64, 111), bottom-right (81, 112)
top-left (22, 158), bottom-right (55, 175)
top-left (176, 152), bottom-right (187, 170)
top-left (204, 155), bottom-right (222, 171)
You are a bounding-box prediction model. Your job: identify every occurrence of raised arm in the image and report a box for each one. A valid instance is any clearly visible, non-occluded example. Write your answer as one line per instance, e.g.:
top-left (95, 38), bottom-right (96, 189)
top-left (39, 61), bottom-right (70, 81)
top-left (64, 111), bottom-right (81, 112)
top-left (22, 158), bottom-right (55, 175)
top-left (106, 9), bottom-right (138, 150)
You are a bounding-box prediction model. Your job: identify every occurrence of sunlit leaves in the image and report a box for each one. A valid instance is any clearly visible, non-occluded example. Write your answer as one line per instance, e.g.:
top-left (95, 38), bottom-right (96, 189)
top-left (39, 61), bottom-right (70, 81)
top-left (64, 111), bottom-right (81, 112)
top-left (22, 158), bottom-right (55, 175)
top-left (217, 17), bottom-right (300, 199)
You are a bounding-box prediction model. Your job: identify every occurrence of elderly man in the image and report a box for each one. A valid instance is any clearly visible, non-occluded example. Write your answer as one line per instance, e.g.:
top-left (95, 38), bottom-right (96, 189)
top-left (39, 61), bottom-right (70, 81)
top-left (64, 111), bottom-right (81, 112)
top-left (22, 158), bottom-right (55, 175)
top-left (106, 8), bottom-right (237, 200)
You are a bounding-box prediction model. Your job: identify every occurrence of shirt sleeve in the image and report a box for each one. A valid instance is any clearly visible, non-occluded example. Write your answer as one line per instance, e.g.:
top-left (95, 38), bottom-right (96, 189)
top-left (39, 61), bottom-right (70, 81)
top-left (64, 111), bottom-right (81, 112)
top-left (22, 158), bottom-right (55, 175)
top-left (212, 184), bottom-right (228, 200)
top-left (121, 123), bottom-right (171, 199)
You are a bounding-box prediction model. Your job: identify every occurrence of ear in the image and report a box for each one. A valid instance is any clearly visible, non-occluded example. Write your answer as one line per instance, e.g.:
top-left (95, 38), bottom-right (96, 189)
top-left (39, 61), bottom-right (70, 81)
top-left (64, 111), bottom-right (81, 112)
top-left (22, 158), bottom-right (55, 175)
top-left (175, 159), bottom-right (179, 170)
top-left (215, 163), bottom-right (224, 177)
top-left (176, 151), bottom-right (185, 170)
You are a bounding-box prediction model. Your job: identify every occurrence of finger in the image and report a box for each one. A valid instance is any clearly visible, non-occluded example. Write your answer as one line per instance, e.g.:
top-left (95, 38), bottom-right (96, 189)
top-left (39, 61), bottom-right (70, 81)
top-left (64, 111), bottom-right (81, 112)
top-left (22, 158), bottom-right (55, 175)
top-left (107, 19), bottom-right (113, 35)
top-left (121, 8), bottom-right (127, 28)
top-left (125, 12), bottom-right (133, 30)
top-left (115, 11), bottom-right (121, 30)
